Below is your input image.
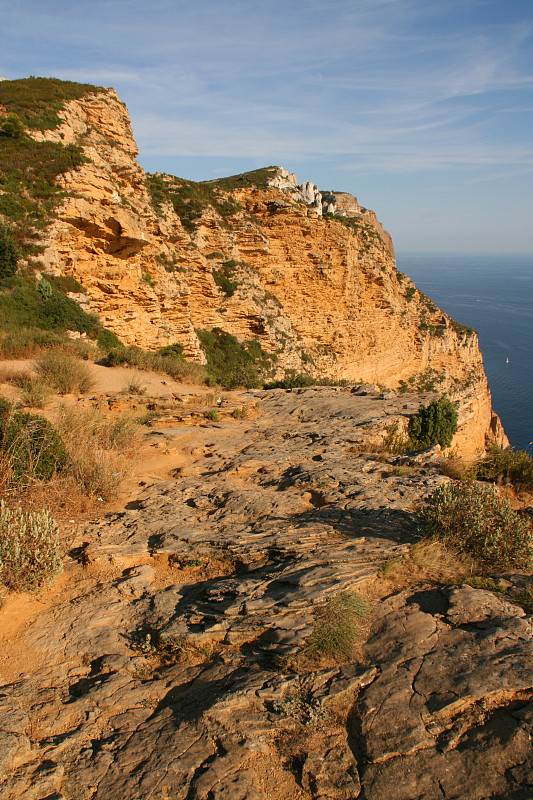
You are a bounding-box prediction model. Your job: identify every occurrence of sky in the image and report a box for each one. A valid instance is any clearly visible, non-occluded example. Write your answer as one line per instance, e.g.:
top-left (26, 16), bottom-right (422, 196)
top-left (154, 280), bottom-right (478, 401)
top-left (1, 0), bottom-right (532, 253)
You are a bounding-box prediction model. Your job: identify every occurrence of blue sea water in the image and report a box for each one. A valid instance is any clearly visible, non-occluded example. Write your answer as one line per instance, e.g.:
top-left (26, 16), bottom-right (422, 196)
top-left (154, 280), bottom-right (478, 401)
top-left (395, 253), bottom-right (533, 453)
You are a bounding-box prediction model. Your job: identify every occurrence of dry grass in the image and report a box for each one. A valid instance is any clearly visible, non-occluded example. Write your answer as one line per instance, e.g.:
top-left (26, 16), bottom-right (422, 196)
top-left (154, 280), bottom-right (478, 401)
top-left (121, 375), bottom-right (147, 395)
top-left (381, 540), bottom-right (474, 588)
top-left (19, 378), bottom-right (53, 409)
top-left (55, 406), bottom-right (140, 500)
top-left (438, 456), bottom-right (477, 481)
top-left (34, 350), bottom-right (94, 395)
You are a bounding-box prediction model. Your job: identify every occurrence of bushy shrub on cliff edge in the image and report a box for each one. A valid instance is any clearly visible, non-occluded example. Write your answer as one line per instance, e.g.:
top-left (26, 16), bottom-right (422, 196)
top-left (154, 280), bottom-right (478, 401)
top-left (409, 396), bottom-right (458, 449)
top-left (422, 481), bottom-right (533, 571)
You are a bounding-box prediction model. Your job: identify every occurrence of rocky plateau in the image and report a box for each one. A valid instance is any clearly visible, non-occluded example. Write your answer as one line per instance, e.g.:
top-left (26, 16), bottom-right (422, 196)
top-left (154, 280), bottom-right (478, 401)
top-left (0, 386), bottom-right (532, 800)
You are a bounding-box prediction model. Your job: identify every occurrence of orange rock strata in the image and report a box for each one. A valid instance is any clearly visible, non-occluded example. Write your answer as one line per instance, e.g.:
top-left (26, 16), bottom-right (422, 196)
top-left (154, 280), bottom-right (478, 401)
top-left (33, 89), bottom-right (504, 456)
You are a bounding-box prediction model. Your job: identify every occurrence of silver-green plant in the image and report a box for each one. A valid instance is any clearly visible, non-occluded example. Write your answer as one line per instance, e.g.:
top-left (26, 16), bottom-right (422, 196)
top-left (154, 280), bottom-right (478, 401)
top-left (0, 501), bottom-right (62, 591)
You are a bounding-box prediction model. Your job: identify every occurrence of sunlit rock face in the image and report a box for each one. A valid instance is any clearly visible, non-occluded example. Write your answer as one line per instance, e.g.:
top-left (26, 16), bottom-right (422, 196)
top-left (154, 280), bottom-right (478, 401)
top-left (37, 89), bottom-right (503, 455)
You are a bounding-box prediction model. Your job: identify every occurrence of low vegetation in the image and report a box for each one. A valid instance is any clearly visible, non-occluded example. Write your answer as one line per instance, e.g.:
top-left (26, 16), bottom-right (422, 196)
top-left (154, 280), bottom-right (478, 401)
top-left (381, 540), bottom-right (473, 587)
top-left (212, 260), bottom-right (239, 297)
top-left (299, 592), bottom-right (369, 664)
top-left (476, 446), bottom-right (533, 492)
top-left (145, 173), bottom-right (241, 231)
top-left (206, 166), bottom-right (278, 191)
top-left (105, 342), bottom-right (206, 384)
top-left (34, 350), bottom-right (94, 394)
top-left (0, 397), bottom-right (68, 489)
top-left (0, 501), bottom-right (62, 591)
top-left (196, 327), bottom-right (275, 389)
top-left (55, 406), bottom-right (140, 501)
top-left (421, 481), bottom-right (533, 571)
top-left (0, 76), bottom-right (104, 132)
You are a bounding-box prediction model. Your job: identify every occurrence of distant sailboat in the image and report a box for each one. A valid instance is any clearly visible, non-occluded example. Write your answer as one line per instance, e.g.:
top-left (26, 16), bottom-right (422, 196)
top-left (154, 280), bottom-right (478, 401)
top-left (506, 357), bottom-right (509, 364)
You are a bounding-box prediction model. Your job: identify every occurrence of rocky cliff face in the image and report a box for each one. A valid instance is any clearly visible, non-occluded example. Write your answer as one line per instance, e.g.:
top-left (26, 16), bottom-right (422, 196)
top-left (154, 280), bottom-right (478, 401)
top-left (9, 85), bottom-right (504, 455)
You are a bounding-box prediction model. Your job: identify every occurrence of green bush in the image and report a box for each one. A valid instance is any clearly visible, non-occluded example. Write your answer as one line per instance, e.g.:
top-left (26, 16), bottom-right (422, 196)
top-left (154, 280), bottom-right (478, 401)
top-left (0, 275), bottom-right (100, 334)
top-left (157, 342), bottom-right (185, 360)
top-left (0, 500), bottom-right (62, 591)
top-left (0, 221), bottom-right (20, 279)
top-left (97, 327), bottom-right (122, 350)
top-left (34, 350), bottom-right (94, 394)
top-left (422, 481), bottom-right (533, 571)
top-left (264, 370), bottom-right (315, 389)
top-left (196, 327), bottom-right (274, 389)
top-left (105, 344), bottom-right (206, 384)
top-left (207, 166), bottom-right (278, 191)
top-left (476, 447), bottom-right (533, 492)
top-left (0, 397), bottom-right (68, 484)
top-left (409, 396), bottom-right (458, 448)
top-left (145, 173), bottom-right (242, 231)
top-left (212, 266), bottom-right (238, 297)
top-left (0, 113), bottom-right (26, 139)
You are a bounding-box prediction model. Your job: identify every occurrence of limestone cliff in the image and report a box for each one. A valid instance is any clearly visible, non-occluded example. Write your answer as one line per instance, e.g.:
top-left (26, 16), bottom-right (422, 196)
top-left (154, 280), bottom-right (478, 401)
top-left (1, 82), bottom-right (505, 455)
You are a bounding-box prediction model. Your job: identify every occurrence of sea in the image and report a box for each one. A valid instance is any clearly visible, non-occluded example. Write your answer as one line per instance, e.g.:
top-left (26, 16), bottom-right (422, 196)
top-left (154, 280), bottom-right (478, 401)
top-left (395, 253), bottom-right (533, 453)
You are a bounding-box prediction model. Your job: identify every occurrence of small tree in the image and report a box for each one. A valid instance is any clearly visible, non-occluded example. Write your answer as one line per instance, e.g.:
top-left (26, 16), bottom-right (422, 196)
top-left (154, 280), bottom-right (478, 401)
top-left (0, 112), bottom-right (26, 139)
top-left (409, 396), bottom-right (458, 448)
top-left (0, 221), bottom-right (20, 280)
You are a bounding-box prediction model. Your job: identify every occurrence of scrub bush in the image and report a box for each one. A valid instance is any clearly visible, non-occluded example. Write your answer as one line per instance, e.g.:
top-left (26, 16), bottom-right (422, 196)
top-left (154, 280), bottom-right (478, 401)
top-left (409, 396), bottom-right (458, 449)
top-left (0, 501), bottom-right (62, 591)
top-left (422, 481), bottom-right (533, 571)
top-left (0, 397), bottom-right (68, 485)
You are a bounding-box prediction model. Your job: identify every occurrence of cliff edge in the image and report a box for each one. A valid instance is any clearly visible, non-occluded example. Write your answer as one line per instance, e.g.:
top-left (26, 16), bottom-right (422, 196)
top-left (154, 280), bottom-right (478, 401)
top-left (0, 79), bottom-right (506, 455)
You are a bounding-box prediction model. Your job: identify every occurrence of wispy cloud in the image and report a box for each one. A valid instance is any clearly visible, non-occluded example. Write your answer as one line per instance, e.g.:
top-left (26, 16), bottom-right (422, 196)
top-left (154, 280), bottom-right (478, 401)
top-left (1, 0), bottom-right (532, 250)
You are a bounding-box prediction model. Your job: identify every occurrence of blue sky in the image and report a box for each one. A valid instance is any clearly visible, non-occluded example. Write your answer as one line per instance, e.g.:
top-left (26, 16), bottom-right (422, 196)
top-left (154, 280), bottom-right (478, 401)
top-left (1, 0), bottom-right (532, 253)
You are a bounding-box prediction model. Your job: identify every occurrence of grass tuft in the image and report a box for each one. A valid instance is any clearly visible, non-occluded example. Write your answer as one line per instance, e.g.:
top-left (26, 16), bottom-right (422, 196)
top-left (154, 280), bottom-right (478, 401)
top-left (34, 350), bottom-right (94, 394)
top-left (302, 592), bottom-right (369, 663)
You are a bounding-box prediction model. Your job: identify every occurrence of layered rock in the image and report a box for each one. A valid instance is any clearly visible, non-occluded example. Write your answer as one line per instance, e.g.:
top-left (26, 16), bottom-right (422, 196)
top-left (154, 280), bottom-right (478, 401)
top-left (19, 86), bottom-right (503, 455)
top-left (0, 389), bottom-right (529, 800)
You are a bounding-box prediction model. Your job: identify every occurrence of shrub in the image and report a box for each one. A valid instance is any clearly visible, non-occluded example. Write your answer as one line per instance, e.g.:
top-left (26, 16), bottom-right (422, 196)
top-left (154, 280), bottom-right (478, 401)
top-left (96, 327), bottom-right (122, 350)
top-left (0, 398), bottom-right (68, 486)
top-left (0, 276), bottom-right (100, 335)
top-left (145, 173), bottom-right (242, 230)
top-left (422, 481), bottom-right (533, 571)
top-left (0, 112), bottom-right (26, 139)
top-left (476, 447), bottom-right (533, 492)
top-left (34, 350), bottom-right (94, 394)
top-left (264, 370), bottom-right (315, 390)
top-left (121, 376), bottom-right (146, 395)
top-left (0, 501), bottom-right (62, 591)
top-left (409, 396), bottom-right (458, 449)
top-left (0, 221), bottom-right (20, 279)
top-left (212, 267), bottom-right (238, 297)
top-left (157, 342), bottom-right (184, 360)
top-left (196, 327), bottom-right (274, 389)
top-left (20, 377), bottom-right (52, 409)
top-left (0, 327), bottom-right (65, 358)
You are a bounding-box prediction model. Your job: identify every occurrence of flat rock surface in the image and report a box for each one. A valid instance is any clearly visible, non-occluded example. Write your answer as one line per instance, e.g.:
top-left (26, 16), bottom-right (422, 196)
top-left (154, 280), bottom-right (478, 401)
top-left (0, 388), bottom-right (531, 800)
